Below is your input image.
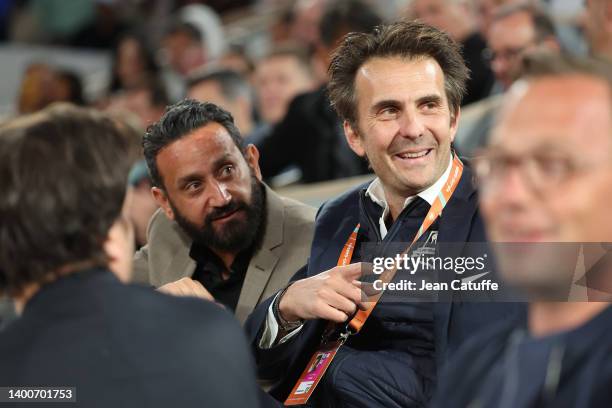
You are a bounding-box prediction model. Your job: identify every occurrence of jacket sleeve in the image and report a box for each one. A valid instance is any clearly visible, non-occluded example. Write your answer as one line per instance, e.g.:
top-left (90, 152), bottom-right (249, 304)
top-left (131, 245), bottom-right (151, 285)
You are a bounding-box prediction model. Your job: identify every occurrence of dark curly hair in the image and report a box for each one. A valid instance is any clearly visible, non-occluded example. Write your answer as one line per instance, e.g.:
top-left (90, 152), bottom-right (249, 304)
top-left (143, 99), bottom-right (245, 189)
top-left (0, 104), bottom-right (132, 296)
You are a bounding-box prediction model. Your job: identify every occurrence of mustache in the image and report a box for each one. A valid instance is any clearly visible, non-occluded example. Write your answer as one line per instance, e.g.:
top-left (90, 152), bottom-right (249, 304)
top-left (206, 200), bottom-right (246, 222)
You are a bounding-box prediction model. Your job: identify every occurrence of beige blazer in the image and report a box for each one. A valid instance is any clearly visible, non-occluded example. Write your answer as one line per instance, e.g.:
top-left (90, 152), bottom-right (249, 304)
top-left (132, 186), bottom-right (316, 324)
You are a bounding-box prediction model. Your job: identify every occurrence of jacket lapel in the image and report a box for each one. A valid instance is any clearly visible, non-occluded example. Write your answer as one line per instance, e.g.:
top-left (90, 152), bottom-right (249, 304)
top-left (235, 186), bottom-right (283, 323)
top-left (152, 213), bottom-right (196, 286)
top-left (434, 165), bottom-right (480, 365)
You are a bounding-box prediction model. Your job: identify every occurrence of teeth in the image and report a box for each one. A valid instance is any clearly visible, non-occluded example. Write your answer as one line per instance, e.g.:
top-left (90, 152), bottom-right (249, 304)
top-left (398, 150), bottom-right (429, 159)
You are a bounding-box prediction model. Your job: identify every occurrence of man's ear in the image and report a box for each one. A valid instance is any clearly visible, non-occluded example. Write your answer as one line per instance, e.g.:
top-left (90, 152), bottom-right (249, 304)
top-left (449, 107), bottom-right (461, 143)
top-left (344, 120), bottom-right (366, 157)
top-left (151, 187), bottom-right (175, 220)
top-left (245, 144), bottom-right (263, 181)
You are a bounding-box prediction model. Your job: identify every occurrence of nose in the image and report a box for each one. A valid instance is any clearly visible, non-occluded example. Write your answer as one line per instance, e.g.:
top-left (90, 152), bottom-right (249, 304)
top-left (207, 180), bottom-right (232, 207)
top-left (397, 107), bottom-right (425, 139)
top-left (491, 165), bottom-right (533, 210)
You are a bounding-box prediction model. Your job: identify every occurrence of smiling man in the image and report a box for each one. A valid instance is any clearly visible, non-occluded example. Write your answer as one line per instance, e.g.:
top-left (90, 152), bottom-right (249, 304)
top-left (245, 21), bottom-right (517, 407)
top-left (133, 99), bottom-right (315, 323)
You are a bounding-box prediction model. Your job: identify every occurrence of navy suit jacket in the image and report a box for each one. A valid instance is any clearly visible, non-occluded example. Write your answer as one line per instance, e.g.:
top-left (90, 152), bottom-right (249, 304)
top-left (0, 268), bottom-right (261, 408)
top-left (245, 166), bottom-right (521, 405)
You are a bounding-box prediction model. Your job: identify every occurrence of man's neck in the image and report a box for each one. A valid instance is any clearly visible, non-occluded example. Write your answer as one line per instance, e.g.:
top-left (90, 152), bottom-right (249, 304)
top-left (386, 192), bottom-right (415, 222)
top-left (528, 301), bottom-right (610, 338)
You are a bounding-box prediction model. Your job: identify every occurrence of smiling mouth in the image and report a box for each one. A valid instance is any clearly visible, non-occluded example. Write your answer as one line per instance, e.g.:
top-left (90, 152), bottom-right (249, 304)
top-left (395, 149), bottom-right (433, 160)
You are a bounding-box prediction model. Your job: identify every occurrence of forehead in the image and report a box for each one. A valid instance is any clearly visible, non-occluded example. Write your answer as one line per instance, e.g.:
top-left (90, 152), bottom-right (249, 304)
top-left (188, 81), bottom-right (228, 106)
top-left (489, 11), bottom-right (535, 46)
top-left (257, 55), bottom-right (305, 78)
top-left (354, 56), bottom-right (446, 106)
top-left (156, 122), bottom-right (241, 177)
top-left (492, 75), bottom-right (612, 152)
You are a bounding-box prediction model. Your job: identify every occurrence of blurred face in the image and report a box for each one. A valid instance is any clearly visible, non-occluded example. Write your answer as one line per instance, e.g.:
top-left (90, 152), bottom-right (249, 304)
top-left (345, 56), bottom-right (458, 202)
top-left (152, 123), bottom-right (264, 252)
top-left (162, 32), bottom-right (205, 76)
top-left (189, 81), bottom-right (236, 115)
top-left (255, 55), bottom-right (314, 124)
top-left (410, 0), bottom-right (466, 40)
top-left (487, 11), bottom-right (537, 89)
top-left (479, 75), bottom-right (612, 295)
top-left (188, 81), bottom-right (251, 135)
top-left (117, 38), bottom-right (146, 89)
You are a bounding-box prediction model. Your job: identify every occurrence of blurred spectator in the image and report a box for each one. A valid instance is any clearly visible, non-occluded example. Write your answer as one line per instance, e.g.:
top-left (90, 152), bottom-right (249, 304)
top-left (582, 0), bottom-right (612, 60)
top-left (104, 76), bottom-right (169, 130)
top-left (288, 0), bottom-right (328, 50)
top-left (219, 43), bottom-right (256, 80)
top-left (108, 31), bottom-right (160, 94)
top-left (17, 63), bottom-right (57, 114)
top-left (486, 2), bottom-right (560, 90)
top-left (178, 3), bottom-right (226, 62)
top-left (475, 0), bottom-right (523, 36)
top-left (257, 0), bottom-right (381, 184)
top-left (51, 69), bottom-right (85, 106)
top-left (0, 0), bottom-right (14, 41)
top-left (17, 63), bottom-right (85, 114)
top-left (69, 0), bottom-right (127, 49)
top-left (0, 104), bottom-right (261, 407)
top-left (455, 3), bottom-right (560, 157)
top-left (434, 53), bottom-right (612, 408)
top-left (161, 20), bottom-right (207, 78)
top-left (409, 0), bottom-right (496, 105)
top-left (254, 46), bottom-right (316, 125)
top-left (187, 68), bottom-right (268, 145)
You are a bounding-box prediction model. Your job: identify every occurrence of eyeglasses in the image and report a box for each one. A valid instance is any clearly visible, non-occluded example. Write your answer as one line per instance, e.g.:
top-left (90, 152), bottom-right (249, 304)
top-left (472, 148), bottom-right (609, 194)
top-left (482, 45), bottom-right (532, 63)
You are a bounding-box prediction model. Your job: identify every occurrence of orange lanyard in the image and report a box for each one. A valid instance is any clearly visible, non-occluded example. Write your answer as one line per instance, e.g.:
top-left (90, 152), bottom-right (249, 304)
top-left (340, 154), bottom-right (464, 334)
top-left (285, 155), bottom-right (464, 406)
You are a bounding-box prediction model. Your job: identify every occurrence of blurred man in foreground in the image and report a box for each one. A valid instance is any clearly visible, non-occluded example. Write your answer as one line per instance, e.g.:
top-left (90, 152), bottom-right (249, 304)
top-left (433, 54), bottom-right (612, 408)
top-left (0, 104), bottom-right (260, 408)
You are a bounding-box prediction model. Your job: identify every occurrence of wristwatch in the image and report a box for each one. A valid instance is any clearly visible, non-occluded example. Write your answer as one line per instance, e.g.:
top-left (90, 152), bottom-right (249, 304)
top-left (273, 283), bottom-right (304, 331)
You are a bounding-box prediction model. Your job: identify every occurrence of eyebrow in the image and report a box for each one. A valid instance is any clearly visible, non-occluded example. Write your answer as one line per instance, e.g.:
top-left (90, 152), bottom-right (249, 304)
top-left (370, 93), bottom-right (443, 113)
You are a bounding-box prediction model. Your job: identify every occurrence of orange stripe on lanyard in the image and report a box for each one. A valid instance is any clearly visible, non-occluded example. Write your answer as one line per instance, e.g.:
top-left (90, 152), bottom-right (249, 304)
top-left (347, 155), bottom-right (464, 333)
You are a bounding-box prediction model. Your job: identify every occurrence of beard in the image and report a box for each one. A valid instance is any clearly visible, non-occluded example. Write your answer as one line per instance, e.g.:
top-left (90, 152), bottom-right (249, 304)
top-left (171, 175), bottom-right (266, 253)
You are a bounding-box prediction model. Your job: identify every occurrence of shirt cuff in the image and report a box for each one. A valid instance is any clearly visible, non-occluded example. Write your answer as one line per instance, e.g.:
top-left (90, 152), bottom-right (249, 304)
top-left (258, 293), bottom-right (304, 349)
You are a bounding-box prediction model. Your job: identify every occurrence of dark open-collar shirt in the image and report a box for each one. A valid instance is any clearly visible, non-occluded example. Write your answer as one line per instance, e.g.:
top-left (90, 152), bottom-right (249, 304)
top-left (189, 243), bottom-right (255, 311)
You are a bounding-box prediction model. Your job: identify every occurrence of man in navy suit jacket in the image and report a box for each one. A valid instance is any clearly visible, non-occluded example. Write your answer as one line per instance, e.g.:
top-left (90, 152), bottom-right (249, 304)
top-left (0, 104), bottom-right (261, 408)
top-left (245, 21), bottom-right (519, 407)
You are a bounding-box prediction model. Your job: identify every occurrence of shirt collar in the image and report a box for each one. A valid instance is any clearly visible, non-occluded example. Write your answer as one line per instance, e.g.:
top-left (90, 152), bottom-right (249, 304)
top-left (365, 154), bottom-right (453, 217)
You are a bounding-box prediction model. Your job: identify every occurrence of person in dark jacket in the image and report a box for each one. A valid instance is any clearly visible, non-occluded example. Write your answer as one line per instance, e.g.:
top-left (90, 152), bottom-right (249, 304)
top-left (245, 21), bottom-right (518, 407)
top-left (0, 104), bottom-right (261, 408)
top-left (433, 54), bottom-right (612, 408)
top-left (257, 0), bottom-right (381, 183)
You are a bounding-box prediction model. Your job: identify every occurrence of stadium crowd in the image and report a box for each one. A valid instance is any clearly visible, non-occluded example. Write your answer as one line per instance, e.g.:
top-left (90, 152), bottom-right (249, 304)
top-left (1, 0), bottom-right (612, 407)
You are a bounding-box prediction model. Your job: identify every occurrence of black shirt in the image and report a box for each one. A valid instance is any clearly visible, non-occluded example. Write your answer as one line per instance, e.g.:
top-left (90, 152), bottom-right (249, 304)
top-left (189, 243), bottom-right (255, 311)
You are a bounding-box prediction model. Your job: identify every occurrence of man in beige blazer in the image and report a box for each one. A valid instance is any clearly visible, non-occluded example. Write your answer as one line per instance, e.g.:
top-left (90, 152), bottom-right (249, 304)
top-left (133, 99), bottom-right (315, 324)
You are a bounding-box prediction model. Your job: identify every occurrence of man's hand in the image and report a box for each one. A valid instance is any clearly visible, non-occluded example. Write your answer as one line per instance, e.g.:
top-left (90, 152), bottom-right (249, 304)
top-left (158, 277), bottom-right (215, 301)
top-left (278, 263), bottom-right (367, 323)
